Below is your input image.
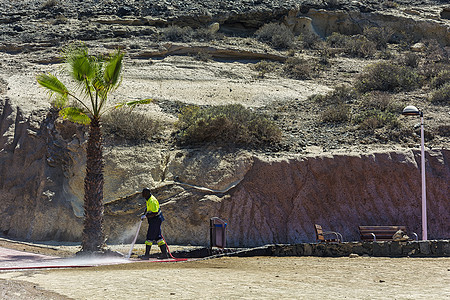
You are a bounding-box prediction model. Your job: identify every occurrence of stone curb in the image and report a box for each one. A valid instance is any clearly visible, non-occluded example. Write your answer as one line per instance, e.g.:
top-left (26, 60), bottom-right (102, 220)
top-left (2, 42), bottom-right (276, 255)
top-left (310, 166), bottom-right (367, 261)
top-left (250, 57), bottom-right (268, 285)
top-left (228, 240), bottom-right (450, 258)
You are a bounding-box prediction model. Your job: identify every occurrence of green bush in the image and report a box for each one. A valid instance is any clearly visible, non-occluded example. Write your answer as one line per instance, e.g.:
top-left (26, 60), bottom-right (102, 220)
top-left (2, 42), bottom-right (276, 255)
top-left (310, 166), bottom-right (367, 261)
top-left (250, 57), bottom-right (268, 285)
top-left (255, 23), bottom-right (295, 50)
top-left (102, 109), bottom-right (160, 142)
top-left (176, 104), bottom-right (281, 146)
top-left (355, 62), bottom-right (422, 93)
top-left (429, 83), bottom-right (450, 104)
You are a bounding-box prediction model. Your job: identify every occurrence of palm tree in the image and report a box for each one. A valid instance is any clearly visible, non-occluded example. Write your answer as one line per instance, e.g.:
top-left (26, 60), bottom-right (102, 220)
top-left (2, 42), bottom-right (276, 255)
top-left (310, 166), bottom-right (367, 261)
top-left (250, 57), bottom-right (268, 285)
top-left (37, 44), bottom-right (151, 253)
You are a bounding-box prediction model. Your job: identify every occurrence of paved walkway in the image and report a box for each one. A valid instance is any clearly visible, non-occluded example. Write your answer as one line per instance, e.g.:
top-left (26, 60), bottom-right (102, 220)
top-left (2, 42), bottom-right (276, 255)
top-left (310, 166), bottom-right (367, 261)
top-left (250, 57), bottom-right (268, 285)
top-left (0, 247), bottom-right (189, 271)
top-left (0, 246), bottom-right (131, 271)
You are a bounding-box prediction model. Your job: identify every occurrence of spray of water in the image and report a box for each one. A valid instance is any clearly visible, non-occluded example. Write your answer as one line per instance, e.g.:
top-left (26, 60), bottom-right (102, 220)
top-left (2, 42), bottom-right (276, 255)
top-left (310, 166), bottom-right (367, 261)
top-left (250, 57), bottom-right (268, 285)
top-left (126, 220), bottom-right (143, 259)
top-left (116, 221), bottom-right (143, 245)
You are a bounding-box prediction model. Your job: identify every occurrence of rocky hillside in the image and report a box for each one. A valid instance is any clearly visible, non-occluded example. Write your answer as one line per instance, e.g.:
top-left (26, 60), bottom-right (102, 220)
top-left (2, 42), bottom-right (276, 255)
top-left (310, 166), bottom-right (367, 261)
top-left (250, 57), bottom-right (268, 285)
top-left (0, 0), bottom-right (449, 246)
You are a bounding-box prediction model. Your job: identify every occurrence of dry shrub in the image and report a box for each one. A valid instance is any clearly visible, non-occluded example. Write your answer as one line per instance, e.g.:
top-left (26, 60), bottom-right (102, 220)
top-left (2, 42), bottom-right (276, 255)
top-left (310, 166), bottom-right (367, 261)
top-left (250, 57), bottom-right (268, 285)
top-left (436, 125), bottom-right (450, 137)
top-left (313, 85), bottom-right (356, 123)
top-left (420, 62), bottom-right (449, 81)
top-left (354, 110), bottom-right (399, 131)
top-left (354, 92), bottom-right (400, 131)
top-left (326, 32), bottom-right (376, 58)
top-left (363, 26), bottom-right (393, 50)
top-left (102, 109), bottom-right (160, 143)
top-left (163, 25), bottom-right (193, 42)
top-left (193, 28), bottom-right (222, 41)
top-left (255, 23), bottom-right (295, 49)
top-left (194, 51), bottom-right (212, 62)
top-left (423, 39), bottom-right (448, 63)
top-left (429, 83), bottom-right (450, 104)
top-left (400, 52), bottom-right (420, 68)
top-left (313, 85), bottom-right (357, 105)
top-left (300, 33), bottom-right (323, 49)
top-left (326, 32), bottom-right (348, 48)
top-left (176, 104), bottom-right (281, 147)
top-left (345, 35), bottom-right (377, 58)
top-left (41, 0), bottom-right (58, 9)
top-left (282, 57), bottom-right (317, 80)
top-left (361, 91), bottom-right (398, 112)
top-left (252, 60), bottom-right (279, 78)
top-left (321, 104), bottom-right (350, 123)
top-left (430, 70), bottom-right (450, 88)
top-left (383, 1), bottom-right (398, 8)
top-left (355, 61), bottom-right (422, 93)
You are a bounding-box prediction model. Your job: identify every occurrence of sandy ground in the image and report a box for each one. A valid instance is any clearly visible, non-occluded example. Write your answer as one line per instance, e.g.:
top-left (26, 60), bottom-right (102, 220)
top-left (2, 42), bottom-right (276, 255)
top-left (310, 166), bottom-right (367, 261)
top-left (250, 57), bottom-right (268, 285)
top-left (0, 239), bottom-right (449, 300)
top-left (0, 256), bottom-right (449, 299)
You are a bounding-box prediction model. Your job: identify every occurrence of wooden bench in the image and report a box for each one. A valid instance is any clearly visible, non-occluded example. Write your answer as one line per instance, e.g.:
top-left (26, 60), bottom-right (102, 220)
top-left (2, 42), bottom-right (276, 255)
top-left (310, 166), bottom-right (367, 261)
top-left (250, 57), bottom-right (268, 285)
top-left (315, 224), bottom-right (343, 243)
top-left (359, 225), bottom-right (418, 242)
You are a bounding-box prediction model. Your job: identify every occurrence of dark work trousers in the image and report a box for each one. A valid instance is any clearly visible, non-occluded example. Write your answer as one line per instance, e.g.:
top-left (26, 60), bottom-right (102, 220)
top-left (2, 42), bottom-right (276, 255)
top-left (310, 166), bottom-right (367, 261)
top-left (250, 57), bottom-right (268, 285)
top-left (146, 213), bottom-right (164, 242)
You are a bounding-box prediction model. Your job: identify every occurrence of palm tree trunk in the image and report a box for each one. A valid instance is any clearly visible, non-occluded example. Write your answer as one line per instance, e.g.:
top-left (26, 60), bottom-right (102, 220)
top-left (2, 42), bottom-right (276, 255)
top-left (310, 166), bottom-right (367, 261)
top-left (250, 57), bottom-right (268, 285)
top-left (81, 117), bottom-right (105, 252)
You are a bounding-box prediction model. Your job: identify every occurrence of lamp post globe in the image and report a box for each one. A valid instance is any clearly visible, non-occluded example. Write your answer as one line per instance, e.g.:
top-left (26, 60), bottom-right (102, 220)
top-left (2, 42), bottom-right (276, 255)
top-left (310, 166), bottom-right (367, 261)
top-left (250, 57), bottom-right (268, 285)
top-left (402, 105), bottom-right (422, 117)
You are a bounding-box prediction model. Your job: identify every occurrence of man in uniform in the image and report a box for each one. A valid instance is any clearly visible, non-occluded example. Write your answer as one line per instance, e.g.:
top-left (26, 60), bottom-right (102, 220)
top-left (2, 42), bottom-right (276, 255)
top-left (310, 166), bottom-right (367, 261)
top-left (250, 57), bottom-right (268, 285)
top-left (139, 188), bottom-right (169, 259)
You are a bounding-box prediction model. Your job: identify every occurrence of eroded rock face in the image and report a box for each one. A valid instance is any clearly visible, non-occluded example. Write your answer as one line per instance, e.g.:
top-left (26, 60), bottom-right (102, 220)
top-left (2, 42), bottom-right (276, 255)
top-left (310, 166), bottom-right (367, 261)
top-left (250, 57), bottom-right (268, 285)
top-left (0, 98), bottom-right (84, 241)
top-left (150, 150), bottom-right (449, 247)
top-left (0, 101), bottom-right (448, 246)
top-left (0, 0), bottom-right (449, 247)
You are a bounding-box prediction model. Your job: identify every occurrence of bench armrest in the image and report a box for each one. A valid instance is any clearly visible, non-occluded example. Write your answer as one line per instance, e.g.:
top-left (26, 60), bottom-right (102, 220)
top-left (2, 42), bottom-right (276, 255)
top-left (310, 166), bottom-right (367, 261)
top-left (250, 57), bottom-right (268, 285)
top-left (323, 231), bottom-right (343, 242)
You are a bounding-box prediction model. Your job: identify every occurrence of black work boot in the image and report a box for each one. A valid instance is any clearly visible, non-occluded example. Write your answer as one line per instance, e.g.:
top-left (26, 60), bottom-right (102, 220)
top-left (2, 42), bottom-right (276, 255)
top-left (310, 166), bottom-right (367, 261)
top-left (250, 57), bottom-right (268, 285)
top-left (139, 245), bottom-right (151, 259)
top-left (158, 244), bottom-right (169, 259)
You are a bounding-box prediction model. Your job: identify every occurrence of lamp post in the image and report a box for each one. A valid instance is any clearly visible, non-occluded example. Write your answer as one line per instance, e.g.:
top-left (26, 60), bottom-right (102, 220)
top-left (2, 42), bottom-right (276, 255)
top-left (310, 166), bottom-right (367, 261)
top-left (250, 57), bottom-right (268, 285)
top-left (402, 105), bottom-right (427, 240)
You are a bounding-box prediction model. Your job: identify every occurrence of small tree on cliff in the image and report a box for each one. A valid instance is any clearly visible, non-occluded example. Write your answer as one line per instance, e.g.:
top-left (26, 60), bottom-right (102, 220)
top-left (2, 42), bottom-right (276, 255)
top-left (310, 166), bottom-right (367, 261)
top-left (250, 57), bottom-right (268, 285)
top-left (37, 44), bottom-right (150, 253)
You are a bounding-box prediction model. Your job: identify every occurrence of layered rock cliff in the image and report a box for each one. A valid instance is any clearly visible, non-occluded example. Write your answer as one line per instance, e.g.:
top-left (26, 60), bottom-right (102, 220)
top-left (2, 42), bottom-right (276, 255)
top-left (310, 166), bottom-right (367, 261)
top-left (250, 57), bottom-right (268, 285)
top-left (0, 99), bottom-right (448, 246)
top-left (0, 0), bottom-right (449, 247)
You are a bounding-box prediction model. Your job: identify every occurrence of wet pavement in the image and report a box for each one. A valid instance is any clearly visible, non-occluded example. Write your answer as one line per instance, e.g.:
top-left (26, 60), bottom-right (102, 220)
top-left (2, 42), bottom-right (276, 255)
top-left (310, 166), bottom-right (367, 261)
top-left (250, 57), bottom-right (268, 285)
top-left (0, 246), bottom-right (189, 271)
top-left (0, 246), bottom-right (132, 271)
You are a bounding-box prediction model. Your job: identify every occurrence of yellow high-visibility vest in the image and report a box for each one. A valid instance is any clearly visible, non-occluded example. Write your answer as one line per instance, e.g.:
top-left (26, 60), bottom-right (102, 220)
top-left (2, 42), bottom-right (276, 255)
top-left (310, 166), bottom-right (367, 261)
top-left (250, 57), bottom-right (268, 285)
top-left (146, 195), bottom-right (160, 213)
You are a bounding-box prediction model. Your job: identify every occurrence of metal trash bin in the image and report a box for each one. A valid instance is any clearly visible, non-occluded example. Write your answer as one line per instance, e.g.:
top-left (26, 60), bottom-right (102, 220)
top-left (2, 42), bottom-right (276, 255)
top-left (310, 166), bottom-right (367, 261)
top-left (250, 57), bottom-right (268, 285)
top-left (210, 217), bottom-right (227, 248)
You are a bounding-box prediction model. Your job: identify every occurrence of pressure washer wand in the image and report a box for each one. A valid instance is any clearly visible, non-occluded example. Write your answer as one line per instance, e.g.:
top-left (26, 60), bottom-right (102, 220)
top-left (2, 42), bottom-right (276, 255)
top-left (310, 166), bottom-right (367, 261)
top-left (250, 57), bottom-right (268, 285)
top-left (126, 219), bottom-right (143, 259)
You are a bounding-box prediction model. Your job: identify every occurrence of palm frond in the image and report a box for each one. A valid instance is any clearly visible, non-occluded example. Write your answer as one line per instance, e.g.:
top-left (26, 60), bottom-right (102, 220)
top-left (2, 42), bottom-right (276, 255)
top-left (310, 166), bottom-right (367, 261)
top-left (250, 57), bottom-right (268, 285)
top-left (59, 107), bottom-right (91, 125)
top-left (114, 99), bottom-right (154, 109)
top-left (36, 73), bottom-right (69, 108)
top-left (70, 55), bottom-right (95, 83)
top-left (104, 50), bottom-right (124, 92)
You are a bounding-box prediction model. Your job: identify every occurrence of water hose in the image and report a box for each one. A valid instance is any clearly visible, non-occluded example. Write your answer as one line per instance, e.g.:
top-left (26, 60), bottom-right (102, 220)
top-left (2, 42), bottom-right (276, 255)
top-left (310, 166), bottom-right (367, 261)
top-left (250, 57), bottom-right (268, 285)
top-left (161, 233), bottom-right (175, 259)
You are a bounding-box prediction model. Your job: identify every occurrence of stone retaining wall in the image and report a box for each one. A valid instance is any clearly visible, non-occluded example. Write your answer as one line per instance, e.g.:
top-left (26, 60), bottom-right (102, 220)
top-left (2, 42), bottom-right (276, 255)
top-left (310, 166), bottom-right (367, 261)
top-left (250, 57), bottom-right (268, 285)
top-left (229, 240), bottom-right (450, 258)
